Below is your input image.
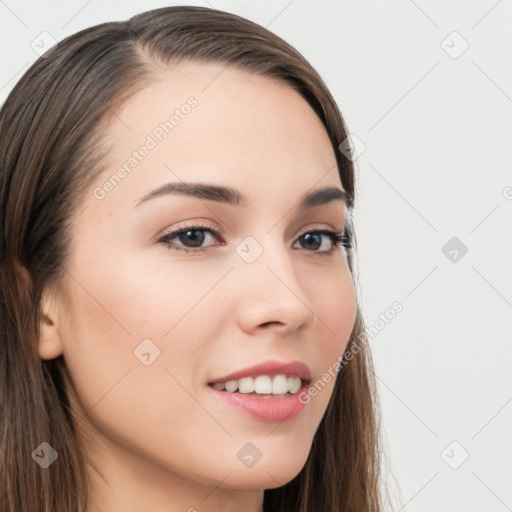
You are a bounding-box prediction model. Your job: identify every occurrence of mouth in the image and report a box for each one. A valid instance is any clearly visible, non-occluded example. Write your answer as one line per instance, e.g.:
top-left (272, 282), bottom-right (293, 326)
top-left (207, 374), bottom-right (310, 398)
top-left (206, 360), bottom-right (313, 422)
top-left (207, 376), bottom-right (312, 422)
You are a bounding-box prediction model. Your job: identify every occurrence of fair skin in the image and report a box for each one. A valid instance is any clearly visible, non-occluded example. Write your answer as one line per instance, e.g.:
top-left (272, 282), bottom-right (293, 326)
top-left (38, 62), bottom-right (357, 512)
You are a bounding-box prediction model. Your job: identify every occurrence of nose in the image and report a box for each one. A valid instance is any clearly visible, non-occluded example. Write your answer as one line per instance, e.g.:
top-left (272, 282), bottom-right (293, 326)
top-left (233, 237), bottom-right (316, 335)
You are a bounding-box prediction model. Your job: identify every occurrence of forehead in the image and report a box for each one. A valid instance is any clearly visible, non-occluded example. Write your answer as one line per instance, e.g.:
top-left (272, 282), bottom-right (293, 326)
top-left (91, 62), bottom-right (342, 209)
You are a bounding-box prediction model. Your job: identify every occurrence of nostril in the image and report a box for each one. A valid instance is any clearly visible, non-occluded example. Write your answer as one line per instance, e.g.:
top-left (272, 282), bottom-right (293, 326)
top-left (260, 321), bottom-right (282, 328)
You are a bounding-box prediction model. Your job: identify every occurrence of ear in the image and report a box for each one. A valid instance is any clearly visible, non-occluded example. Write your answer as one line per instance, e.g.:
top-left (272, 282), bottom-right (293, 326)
top-left (38, 288), bottom-right (65, 360)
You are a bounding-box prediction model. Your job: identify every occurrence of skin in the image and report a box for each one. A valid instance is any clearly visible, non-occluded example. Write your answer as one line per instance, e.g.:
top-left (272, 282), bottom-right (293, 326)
top-left (38, 62), bottom-right (357, 512)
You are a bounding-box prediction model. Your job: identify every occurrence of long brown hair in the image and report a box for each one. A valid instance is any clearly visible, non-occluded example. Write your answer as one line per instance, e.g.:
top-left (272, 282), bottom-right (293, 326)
top-left (0, 6), bottom-right (384, 511)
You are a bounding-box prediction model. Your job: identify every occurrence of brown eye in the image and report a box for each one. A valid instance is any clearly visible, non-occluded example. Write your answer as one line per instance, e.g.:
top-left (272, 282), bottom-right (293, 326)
top-left (159, 224), bottom-right (221, 253)
top-left (293, 230), bottom-right (347, 255)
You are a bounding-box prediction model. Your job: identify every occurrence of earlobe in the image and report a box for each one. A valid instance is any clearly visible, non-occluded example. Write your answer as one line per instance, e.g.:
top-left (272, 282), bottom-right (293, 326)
top-left (38, 295), bottom-right (65, 360)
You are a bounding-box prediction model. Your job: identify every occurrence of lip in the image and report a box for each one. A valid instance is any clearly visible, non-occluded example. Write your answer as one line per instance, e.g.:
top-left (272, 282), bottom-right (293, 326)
top-left (208, 359), bottom-right (313, 384)
top-left (207, 379), bottom-right (311, 423)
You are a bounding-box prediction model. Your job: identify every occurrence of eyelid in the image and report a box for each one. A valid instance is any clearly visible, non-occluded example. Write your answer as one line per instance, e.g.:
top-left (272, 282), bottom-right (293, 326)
top-left (295, 222), bottom-right (343, 237)
top-left (156, 219), bottom-right (219, 241)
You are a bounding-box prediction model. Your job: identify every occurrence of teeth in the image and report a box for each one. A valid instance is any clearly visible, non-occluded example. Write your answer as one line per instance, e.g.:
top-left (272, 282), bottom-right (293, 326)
top-left (254, 375), bottom-right (272, 394)
top-left (211, 374), bottom-right (303, 395)
top-left (289, 376), bottom-right (301, 394)
top-left (272, 374), bottom-right (289, 394)
top-left (225, 380), bottom-right (238, 393)
top-left (238, 377), bottom-right (255, 393)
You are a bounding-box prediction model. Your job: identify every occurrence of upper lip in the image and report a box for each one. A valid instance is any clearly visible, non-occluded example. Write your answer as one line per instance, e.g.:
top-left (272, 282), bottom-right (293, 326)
top-left (208, 360), bottom-right (313, 384)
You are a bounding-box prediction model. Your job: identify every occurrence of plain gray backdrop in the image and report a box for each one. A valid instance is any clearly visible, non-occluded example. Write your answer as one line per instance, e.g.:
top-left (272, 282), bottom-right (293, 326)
top-left (1, 1), bottom-right (511, 511)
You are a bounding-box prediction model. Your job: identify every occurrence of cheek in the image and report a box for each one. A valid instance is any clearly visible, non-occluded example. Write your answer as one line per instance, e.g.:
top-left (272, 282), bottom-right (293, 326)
top-left (303, 270), bottom-right (357, 408)
top-left (312, 267), bottom-right (357, 359)
top-left (63, 243), bottom-right (223, 344)
top-left (59, 248), bottom-right (229, 426)
top-left (59, 257), bottom-right (232, 481)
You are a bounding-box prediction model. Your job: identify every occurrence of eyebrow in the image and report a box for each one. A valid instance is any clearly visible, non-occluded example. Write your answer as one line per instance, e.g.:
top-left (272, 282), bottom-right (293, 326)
top-left (134, 181), bottom-right (352, 211)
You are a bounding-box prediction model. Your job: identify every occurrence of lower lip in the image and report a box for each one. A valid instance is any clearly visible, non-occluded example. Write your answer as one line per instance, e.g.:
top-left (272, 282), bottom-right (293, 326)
top-left (207, 381), bottom-right (310, 423)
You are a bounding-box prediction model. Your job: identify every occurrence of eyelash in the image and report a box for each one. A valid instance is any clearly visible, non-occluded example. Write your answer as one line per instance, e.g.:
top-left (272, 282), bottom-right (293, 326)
top-left (158, 223), bottom-right (351, 256)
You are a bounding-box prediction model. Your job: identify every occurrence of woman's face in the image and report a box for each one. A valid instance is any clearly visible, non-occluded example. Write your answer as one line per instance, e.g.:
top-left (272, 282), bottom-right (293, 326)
top-left (41, 63), bottom-right (357, 503)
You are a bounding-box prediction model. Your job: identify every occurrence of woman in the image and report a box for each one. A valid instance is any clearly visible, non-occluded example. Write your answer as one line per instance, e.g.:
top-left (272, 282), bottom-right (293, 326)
top-left (0, 5), bottom-right (384, 511)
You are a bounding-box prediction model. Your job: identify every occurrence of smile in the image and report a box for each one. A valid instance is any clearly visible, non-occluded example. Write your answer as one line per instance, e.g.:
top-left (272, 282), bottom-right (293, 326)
top-left (209, 374), bottom-right (303, 396)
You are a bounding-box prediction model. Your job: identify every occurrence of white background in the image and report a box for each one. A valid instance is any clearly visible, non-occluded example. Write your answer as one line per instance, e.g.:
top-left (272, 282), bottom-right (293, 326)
top-left (1, 1), bottom-right (511, 510)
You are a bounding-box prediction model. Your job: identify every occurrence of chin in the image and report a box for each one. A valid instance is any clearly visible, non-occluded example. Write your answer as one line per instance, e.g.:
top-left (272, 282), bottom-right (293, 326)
top-left (219, 449), bottom-right (310, 490)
